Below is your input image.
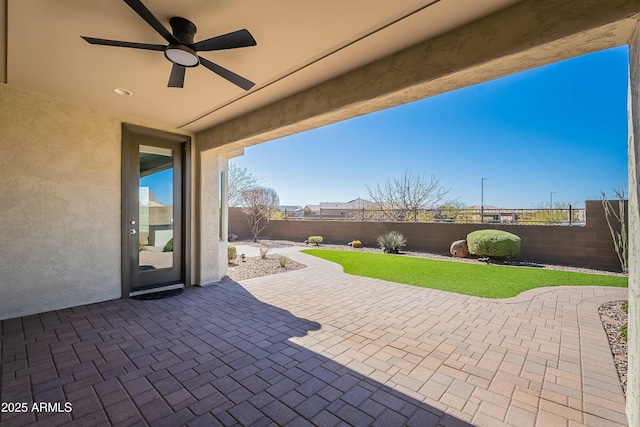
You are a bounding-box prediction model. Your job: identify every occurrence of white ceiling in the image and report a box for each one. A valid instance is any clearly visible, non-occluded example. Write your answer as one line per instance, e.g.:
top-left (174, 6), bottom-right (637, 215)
top-left (7, 0), bottom-right (522, 133)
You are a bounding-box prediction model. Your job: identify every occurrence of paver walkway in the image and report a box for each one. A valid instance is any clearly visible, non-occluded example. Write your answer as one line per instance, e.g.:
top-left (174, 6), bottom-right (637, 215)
top-left (0, 248), bottom-right (628, 426)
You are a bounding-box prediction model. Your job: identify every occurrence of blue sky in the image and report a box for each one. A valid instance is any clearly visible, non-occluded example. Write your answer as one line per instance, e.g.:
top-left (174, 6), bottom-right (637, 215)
top-left (235, 46), bottom-right (629, 208)
top-left (140, 169), bottom-right (173, 206)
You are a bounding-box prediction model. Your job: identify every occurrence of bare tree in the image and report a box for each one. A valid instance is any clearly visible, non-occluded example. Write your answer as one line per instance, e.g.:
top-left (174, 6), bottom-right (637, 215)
top-left (366, 170), bottom-right (450, 221)
top-left (601, 187), bottom-right (628, 273)
top-left (228, 162), bottom-right (261, 207)
top-left (241, 187), bottom-right (280, 242)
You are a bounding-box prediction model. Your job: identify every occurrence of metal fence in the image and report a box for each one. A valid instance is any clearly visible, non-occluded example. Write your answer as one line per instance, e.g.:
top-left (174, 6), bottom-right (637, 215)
top-left (273, 206), bottom-right (586, 225)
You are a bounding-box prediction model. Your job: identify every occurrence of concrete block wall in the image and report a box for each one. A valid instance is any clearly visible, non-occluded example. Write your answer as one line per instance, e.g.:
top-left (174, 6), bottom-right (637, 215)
top-left (229, 200), bottom-right (626, 271)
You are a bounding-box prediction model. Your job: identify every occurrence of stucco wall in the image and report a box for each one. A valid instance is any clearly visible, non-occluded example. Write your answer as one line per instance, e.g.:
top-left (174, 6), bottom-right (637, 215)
top-left (196, 152), bottom-right (228, 285)
top-left (0, 83), bottom-right (194, 320)
top-left (627, 23), bottom-right (640, 426)
top-left (229, 200), bottom-right (625, 271)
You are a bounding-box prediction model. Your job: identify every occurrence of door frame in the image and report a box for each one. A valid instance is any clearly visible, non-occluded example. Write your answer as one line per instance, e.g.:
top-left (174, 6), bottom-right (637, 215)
top-left (121, 123), bottom-right (191, 297)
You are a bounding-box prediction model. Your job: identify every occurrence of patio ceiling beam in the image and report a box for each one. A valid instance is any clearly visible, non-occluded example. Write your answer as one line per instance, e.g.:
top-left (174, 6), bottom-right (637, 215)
top-left (197, 0), bottom-right (640, 155)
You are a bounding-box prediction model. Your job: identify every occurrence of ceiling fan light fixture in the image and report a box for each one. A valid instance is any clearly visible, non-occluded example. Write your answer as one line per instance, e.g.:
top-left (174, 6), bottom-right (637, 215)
top-left (164, 44), bottom-right (199, 67)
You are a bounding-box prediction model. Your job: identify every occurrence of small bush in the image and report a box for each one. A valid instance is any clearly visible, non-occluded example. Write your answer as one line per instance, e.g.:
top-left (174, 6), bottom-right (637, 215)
top-left (308, 236), bottom-right (323, 246)
top-left (351, 240), bottom-right (362, 248)
top-left (228, 244), bottom-right (237, 263)
top-left (278, 255), bottom-right (289, 268)
top-left (377, 231), bottom-right (406, 254)
top-left (163, 238), bottom-right (173, 252)
top-left (466, 229), bottom-right (521, 258)
top-left (259, 246), bottom-right (271, 259)
top-left (139, 242), bottom-right (148, 252)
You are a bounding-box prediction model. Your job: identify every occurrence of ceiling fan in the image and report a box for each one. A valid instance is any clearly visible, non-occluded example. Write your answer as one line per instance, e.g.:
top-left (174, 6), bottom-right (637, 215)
top-left (82, 0), bottom-right (256, 90)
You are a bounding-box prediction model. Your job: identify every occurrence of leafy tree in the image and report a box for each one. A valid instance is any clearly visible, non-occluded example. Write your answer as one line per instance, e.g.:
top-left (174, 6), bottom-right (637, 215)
top-left (241, 187), bottom-right (280, 242)
top-left (366, 170), bottom-right (450, 221)
top-left (228, 162), bottom-right (261, 207)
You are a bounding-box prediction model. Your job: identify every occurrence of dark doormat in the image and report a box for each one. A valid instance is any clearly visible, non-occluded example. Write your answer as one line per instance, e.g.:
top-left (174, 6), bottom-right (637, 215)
top-left (131, 288), bottom-right (184, 300)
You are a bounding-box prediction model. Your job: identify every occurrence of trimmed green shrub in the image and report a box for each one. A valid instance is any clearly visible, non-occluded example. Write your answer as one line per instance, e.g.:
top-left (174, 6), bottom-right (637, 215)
top-left (163, 238), bottom-right (173, 252)
top-left (351, 240), bottom-right (362, 248)
top-left (377, 231), bottom-right (406, 254)
top-left (139, 242), bottom-right (148, 252)
top-left (308, 236), bottom-right (323, 246)
top-left (466, 229), bottom-right (521, 258)
top-left (228, 244), bottom-right (237, 263)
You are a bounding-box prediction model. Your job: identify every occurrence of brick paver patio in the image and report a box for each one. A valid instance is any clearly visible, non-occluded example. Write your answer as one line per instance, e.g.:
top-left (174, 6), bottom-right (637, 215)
top-left (0, 248), bottom-right (628, 426)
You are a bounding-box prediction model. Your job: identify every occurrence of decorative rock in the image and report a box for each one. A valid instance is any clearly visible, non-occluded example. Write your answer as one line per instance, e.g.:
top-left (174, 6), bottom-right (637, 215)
top-left (450, 240), bottom-right (469, 258)
top-left (228, 234), bottom-right (239, 242)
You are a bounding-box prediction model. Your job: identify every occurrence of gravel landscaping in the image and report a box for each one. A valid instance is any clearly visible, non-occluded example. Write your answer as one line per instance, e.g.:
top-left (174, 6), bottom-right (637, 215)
top-left (226, 253), bottom-right (306, 281)
top-left (599, 300), bottom-right (629, 396)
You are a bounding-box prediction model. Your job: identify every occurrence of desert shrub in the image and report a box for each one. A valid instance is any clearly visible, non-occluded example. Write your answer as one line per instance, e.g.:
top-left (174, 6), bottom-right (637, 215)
top-left (228, 244), bottom-right (237, 263)
top-left (259, 246), bottom-right (271, 259)
top-left (466, 229), bottom-right (521, 258)
top-left (377, 231), bottom-right (406, 254)
top-left (278, 255), bottom-right (289, 268)
top-left (351, 240), bottom-right (362, 248)
top-left (163, 238), bottom-right (173, 252)
top-left (139, 242), bottom-right (148, 252)
top-left (308, 236), bottom-right (323, 246)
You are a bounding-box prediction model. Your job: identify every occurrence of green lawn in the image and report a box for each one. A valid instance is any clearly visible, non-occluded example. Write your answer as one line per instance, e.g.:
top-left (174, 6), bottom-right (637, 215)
top-left (302, 249), bottom-right (628, 298)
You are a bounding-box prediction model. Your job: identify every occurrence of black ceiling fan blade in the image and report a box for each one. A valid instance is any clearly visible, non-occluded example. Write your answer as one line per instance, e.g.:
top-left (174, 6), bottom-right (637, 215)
top-left (193, 29), bottom-right (257, 52)
top-left (81, 37), bottom-right (165, 51)
top-left (198, 56), bottom-right (255, 90)
top-left (123, 0), bottom-right (178, 44)
top-left (168, 64), bottom-right (186, 88)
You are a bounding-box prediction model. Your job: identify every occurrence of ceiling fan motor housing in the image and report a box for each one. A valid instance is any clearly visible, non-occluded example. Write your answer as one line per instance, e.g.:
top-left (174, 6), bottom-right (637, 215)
top-left (170, 17), bottom-right (197, 45)
top-left (165, 17), bottom-right (199, 67)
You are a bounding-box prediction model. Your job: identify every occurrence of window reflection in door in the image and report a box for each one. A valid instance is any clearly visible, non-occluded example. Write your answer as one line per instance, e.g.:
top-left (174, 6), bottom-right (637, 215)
top-left (138, 145), bottom-right (174, 270)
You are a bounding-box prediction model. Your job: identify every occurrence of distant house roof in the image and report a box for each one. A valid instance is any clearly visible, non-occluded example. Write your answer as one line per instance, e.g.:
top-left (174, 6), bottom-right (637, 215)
top-left (319, 198), bottom-right (374, 210)
top-left (277, 205), bottom-right (303, 211)
top-left (467, 205), bottom-right (503, 210)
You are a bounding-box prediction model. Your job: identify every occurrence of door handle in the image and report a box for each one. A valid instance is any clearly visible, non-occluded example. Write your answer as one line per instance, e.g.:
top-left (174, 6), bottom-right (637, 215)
top-left (130, 229), bottom-right (137, 235)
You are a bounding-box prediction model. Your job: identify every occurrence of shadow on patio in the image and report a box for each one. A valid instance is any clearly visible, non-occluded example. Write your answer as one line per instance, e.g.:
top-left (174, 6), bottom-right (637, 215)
top-left (1, 280), bottom-right (471, 426)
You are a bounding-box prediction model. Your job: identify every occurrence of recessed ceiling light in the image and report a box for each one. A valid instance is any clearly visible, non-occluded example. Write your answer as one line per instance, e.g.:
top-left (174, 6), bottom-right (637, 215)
top-left (114, 88), bottom-right (132, 96)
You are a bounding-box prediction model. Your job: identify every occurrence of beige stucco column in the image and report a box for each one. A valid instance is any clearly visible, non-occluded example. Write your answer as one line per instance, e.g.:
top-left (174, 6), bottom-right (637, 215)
top-left (197, 150), bottom-right (228, 285)
top-left (627, 23), bottom-right (640, 427)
